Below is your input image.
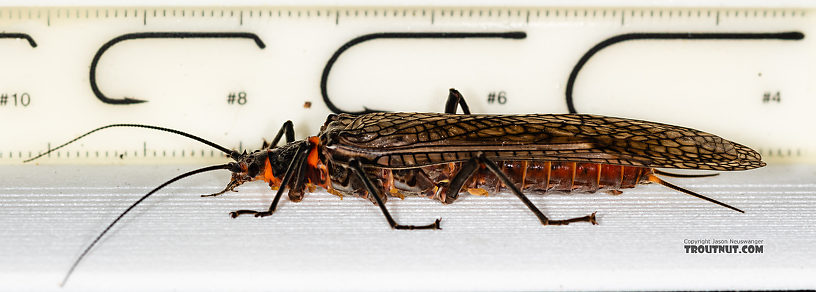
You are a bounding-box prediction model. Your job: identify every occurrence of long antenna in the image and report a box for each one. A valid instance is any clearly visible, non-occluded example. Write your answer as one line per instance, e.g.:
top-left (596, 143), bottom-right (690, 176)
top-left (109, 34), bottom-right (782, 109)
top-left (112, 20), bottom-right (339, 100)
top-left (24, 124), bottom-right (239, 163)
top-left (647, 174), bottom-right (744, 213)
top-left (60, 163), bottom-right (234, 287)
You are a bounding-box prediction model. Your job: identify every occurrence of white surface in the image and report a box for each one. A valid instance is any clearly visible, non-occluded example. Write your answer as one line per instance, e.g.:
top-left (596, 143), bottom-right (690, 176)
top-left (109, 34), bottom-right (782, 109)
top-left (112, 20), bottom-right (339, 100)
top-left (1, 164), bottom-right (814, 290)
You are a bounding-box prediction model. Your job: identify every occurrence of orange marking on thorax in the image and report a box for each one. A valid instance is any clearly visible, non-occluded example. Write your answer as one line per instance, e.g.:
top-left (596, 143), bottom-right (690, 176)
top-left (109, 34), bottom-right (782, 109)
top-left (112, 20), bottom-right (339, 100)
top-left (307, 136), bottom-right (320, 168)
top-left (262, 156), bottom-right (281, 187)
top-left (304, 136), bottom-right (331, 190)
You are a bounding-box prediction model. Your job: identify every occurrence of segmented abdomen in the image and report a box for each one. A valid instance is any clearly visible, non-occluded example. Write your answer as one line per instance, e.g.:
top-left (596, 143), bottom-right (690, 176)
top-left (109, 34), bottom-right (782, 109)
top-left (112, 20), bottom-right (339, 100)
top-left (326, 160), bottom-right (651, 203)
top-left (494, 161), bottom-right (649, 192)
top-left (465, 161), bottom-right (651, 202)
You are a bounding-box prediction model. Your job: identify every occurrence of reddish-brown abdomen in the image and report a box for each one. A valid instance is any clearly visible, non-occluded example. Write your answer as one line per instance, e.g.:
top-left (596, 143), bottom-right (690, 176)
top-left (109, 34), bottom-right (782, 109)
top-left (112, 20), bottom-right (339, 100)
top-left (466, 161), bottom-right (650, 194)
top-left (342, 160), bottom-right (652, 203)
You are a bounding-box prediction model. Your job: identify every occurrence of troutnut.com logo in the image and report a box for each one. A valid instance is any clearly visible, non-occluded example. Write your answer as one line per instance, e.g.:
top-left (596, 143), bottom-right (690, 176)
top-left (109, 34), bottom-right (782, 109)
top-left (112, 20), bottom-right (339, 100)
top-left (683, 239), bottom-right (764, 254)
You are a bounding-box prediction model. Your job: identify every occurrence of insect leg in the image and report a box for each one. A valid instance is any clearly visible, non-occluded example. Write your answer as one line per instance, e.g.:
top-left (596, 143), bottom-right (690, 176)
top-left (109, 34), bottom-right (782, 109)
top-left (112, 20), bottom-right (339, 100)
top-left (348, 159), bottom-right (442, 230)
top-left (443, 158), bottom-right (480, 204)
top-left (263, 120), bottom-right (296, 149)
top-left (229, 143), bottom-right (309, 218)
top-left (444, 88), bottom-right (471, 114)
top-left (478, 154), bottom-right (598, 226)
top-left (285, 147), bottom-right (311, 202)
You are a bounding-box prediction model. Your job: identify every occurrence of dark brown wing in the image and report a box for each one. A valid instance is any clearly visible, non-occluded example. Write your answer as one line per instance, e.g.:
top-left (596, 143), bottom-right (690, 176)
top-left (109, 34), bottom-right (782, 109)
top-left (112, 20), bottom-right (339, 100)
top-left (327, 112), bottom-right (764, 170)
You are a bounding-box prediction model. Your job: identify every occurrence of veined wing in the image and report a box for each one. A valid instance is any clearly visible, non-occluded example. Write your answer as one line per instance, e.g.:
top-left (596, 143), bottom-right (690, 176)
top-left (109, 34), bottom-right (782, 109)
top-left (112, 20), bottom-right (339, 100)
top-left (331, 112), bottom-right (765, 171)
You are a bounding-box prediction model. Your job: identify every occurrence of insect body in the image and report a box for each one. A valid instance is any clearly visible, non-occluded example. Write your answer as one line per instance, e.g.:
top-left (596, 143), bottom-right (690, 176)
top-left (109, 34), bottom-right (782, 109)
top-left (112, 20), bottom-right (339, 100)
top-left (227, 107), bottom-right (763, 225)
top-left (29, 89), bottom-right (764, 284)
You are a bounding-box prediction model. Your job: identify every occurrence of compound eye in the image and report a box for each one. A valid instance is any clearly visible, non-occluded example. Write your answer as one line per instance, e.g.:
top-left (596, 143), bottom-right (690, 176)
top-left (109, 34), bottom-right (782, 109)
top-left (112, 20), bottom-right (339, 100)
top-left (247, 163), bottom-right (260, 176)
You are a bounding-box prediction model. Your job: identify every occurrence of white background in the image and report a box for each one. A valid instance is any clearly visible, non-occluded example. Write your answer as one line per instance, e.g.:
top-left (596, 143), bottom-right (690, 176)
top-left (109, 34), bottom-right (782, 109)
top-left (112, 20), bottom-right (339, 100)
top-left (1, 1), bottom-right (814, 291)
top-left (2, 164), bottom-right (814, 291)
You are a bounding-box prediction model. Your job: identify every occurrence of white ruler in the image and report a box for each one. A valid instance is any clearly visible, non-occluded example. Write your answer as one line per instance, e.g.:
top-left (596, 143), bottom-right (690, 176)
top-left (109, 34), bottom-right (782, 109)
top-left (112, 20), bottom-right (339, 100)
top-left (0, 6), bottom-right (812, 164)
